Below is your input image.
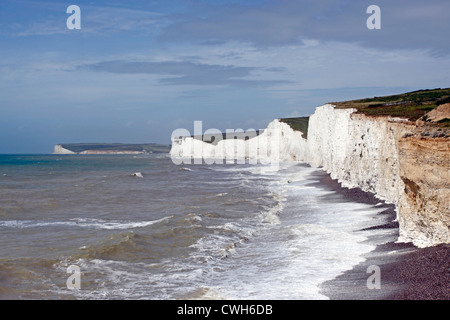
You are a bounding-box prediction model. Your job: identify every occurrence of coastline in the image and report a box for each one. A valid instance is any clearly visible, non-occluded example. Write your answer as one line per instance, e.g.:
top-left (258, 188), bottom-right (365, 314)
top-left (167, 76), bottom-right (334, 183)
top-left (311, 170), bottom-right (450, 300)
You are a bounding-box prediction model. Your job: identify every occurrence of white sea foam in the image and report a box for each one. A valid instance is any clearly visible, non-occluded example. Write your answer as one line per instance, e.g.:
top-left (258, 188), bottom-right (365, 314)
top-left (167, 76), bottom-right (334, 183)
top-left (185, 162), bottom-right (384, 300)
top-left (0, 216), bottom-right (171, 230)
top-left (130, 172), bottom-right (144, 178)
top-left (71, 217), bottom-right (171, 229)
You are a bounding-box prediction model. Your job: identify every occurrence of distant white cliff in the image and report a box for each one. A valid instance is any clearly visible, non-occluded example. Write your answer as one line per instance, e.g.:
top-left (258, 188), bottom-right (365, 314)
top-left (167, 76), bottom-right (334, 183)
top-left (170, 104), bottom-right (450, 248)
top-left (54, 144), bottom-right (75, 154)
top-left (170, 119), bottom-right (307, 164)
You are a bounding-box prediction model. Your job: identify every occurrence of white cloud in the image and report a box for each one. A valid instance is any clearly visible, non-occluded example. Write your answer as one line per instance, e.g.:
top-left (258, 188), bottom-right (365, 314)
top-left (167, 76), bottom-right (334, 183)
top-left (7, 2), bottom-right (166, 37)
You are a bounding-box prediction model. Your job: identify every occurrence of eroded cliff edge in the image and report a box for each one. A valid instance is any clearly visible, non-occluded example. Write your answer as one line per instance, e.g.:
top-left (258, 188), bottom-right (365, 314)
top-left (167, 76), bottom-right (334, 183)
top-left (307, 104), bottom-right (449, 247)
top-left (398, 135), bottom-right (449, 246)
top-left (170, 101), bottom-right (449, 248)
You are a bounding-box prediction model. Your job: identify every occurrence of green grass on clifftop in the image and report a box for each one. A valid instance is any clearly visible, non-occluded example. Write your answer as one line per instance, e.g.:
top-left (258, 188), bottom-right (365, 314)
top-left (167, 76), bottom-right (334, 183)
top-left (332, 88), bottom-right (450, 121)
top-left (279, 117), bottom-right (309, 139)
top-left (278, 88), bottom-right (450, 137)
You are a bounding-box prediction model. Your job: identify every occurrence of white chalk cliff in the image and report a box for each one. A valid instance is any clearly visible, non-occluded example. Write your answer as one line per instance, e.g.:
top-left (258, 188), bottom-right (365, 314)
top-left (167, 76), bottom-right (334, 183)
top-left (306, 105), bottom-right (449, 247)
top-left (171, 119), bottom-right (307, 164)
top-left (54, 144), bottom-right (75, 154)
top-left (170, 104), bottom-right (450, 247)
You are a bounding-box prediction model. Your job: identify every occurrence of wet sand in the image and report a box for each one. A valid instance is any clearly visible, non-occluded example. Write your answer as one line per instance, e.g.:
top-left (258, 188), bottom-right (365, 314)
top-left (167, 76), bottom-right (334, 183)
top-left (311, 171), bottom-right (450, 300)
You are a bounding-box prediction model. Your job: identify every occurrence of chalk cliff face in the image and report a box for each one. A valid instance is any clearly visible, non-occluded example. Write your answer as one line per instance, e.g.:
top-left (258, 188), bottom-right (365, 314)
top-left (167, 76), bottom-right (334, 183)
top-left (170, 104), bottom-right (449, 247)
top-left (307, 105), bottom-right (416, 205)
top-left (397, 136), bottom-right (450, 247)
top-left (306, 104), bottom-right (449, 247)
top-left (171, 119), bottom-right (307, 164)
top-left (54, 144), bottom-right (75, 154)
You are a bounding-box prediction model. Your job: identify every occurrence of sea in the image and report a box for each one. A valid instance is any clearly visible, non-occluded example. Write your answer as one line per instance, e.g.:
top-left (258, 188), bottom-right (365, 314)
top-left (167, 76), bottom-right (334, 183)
top-left (0, 154), bottom-right (393, 300)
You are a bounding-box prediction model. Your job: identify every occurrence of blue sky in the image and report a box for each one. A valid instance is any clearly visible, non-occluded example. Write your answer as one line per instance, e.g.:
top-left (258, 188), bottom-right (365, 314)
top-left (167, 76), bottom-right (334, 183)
top-left (0, 0), bottom-right (449, 153)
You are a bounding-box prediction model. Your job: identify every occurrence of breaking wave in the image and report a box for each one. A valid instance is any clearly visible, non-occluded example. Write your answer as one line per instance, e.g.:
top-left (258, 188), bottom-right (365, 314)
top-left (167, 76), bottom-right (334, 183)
top-left (0, 217), bottom-right (171, 230)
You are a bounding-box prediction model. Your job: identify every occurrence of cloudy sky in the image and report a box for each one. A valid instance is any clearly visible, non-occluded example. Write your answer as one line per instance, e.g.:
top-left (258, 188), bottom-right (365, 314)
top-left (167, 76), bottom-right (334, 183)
top-left (0, 0), bottom-right (449, 153)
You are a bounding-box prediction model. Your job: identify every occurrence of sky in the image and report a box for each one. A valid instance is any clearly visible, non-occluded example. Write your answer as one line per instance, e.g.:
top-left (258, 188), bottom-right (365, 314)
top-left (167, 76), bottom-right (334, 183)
top-left (0, 0), bottom-right (449, 153)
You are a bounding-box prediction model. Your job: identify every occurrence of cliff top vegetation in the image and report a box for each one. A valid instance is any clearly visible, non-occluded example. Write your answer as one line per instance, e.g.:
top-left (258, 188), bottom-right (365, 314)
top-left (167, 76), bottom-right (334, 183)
top-left (332, 88), bottom-right (450, 122)
top-left (278, 117), bottom-right (309, 139)
top-left (279, 88), bottom-right (450, 136)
